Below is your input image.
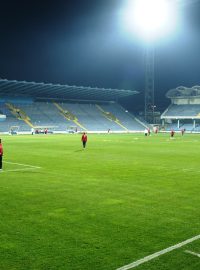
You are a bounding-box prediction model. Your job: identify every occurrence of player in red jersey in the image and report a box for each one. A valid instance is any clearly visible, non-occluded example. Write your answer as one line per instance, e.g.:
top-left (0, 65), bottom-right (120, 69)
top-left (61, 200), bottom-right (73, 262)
top-left (170, 129), bottom-right (175, 138)
top-left (81, 132), bottom-right (87, 149)
top-left (0, 139), bottom-right (3, 170)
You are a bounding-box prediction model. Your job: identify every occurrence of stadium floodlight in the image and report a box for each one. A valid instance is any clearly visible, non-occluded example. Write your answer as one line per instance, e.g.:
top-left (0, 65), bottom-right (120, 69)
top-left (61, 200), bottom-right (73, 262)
top-left (119, 0), bottom-right (179, 123)
top-left (122, 0), bottom-right (177, 42)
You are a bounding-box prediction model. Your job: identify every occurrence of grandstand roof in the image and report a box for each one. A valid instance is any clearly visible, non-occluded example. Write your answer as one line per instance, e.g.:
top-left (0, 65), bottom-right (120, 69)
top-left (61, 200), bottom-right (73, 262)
top-left (0, 79), bottom-right (138, 101)
top-left (166, 86), bottom-right (200, 98)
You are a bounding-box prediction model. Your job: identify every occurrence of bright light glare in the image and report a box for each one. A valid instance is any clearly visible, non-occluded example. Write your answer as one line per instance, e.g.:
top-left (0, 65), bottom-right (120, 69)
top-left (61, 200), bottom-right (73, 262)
top-left (121, 0), bottom-right (177, 42)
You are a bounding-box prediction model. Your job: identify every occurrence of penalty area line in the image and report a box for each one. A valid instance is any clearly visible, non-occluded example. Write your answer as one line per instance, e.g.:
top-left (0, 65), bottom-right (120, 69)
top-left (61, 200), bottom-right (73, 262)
top-left (4, 161), bottom-right (41, 169)
top-left (116, 234), bottom-right (200, 270)
top-left (185, 250), bottom-right (200, 258)
top-left (1, 167), bottom-right (40, 173)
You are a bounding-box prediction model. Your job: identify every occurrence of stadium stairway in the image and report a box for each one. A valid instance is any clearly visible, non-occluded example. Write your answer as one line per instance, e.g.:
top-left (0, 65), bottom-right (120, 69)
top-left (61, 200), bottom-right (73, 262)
top-left (95, 104), bottom-right (128, 131)
top-left (116, 103), bottom-right (148, 130)
top-left (6, 103), bottom-right (34, 128)
top-left (53, 102), bottom-right (87, 131)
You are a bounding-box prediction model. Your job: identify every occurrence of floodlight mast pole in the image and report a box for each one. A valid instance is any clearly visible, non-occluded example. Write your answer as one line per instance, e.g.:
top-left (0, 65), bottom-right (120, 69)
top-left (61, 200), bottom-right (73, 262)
top-left (144, 45), bottom-right (155, 124)
top-left (143, 0), bottom-right (200, 124)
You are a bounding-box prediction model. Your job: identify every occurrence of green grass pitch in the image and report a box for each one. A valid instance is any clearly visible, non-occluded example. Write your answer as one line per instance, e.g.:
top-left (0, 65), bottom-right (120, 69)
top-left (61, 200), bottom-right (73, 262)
top-left (0, 133), bottom-right (200, 270)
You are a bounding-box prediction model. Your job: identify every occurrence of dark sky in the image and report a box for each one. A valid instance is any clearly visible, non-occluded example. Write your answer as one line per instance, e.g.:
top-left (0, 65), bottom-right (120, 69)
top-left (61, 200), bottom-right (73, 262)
top-left (1, 0), bottom-right (200, 111)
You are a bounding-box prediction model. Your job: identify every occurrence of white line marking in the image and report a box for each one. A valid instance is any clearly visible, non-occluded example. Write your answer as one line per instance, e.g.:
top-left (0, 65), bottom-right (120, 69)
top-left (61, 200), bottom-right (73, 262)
top-left (4, 161), bottom-right (41, 169)
top-left (185, 250), bottom-right (200, 258)
top-left (116, 234), bottom-right (200, 270)
top-left (1, 168), bottom-right (39, 173)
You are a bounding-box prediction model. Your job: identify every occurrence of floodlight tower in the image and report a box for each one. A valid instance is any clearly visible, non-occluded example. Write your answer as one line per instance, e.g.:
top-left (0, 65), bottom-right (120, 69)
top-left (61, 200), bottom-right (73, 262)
top-left (122, 0), bottom-right (200, 123)
top-left (143, 0), bottom-right (200, 123)
top-left (144, 46), bottom-right (155, 123)
top-left (130, 0), bottom-right (177, 123)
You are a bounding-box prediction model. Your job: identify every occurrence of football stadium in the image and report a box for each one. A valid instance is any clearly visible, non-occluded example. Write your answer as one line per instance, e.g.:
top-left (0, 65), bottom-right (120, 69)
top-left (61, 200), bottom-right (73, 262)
top-left (0, 1), bottom-right (200, 270)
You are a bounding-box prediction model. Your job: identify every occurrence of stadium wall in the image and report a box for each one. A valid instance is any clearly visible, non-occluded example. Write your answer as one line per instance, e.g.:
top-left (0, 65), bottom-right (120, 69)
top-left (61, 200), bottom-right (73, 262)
top-left (172, 98), bottom-right (200, 105)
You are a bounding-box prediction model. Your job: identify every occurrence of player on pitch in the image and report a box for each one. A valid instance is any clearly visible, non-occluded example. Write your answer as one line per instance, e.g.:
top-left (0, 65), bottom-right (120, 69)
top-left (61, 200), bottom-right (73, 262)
top-left (0, 139), bottom-right (3, 171)
top-left (81, 132), bottom-right (87, 149)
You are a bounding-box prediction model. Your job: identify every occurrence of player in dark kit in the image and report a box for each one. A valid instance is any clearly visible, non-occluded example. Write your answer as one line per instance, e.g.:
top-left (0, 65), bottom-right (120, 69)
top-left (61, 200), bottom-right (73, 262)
top-left (181, 128), bottom-right (185, 136)
top-left (0, 139), bottom-right (3, 171)
top-left (81, 132), bottom-right (87, 149)
top-left (170, 129), bottom-right (175, 138)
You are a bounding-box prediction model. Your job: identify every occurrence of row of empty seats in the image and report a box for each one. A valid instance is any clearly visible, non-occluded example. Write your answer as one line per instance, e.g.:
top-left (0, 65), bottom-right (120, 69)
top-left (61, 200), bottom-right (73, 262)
top-left (162, 104), bottom-right (200, 118)
top-left (162, 104), bottom-right (200, 131)
top-left (0, 100), bottom-right (146, 132)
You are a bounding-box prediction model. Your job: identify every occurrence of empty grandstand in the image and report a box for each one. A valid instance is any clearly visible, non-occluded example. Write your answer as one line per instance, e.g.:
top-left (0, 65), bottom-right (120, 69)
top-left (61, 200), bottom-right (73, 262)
top-left (161, 86), bottom-right (200, 132)
top-left (0, 79), bottom-right (147, 133)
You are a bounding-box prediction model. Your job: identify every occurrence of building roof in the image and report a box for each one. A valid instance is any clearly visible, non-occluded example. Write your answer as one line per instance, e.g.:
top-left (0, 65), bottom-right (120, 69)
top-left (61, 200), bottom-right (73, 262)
top-left (166, 85), bottom-right (200, 98)
top-left (0, 79), bottom-right (138, 101)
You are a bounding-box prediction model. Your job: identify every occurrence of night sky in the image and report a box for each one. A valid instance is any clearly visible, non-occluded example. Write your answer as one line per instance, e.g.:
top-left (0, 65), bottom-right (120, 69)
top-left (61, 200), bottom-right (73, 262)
top-left (1, 0), bottom-right (200, 112)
